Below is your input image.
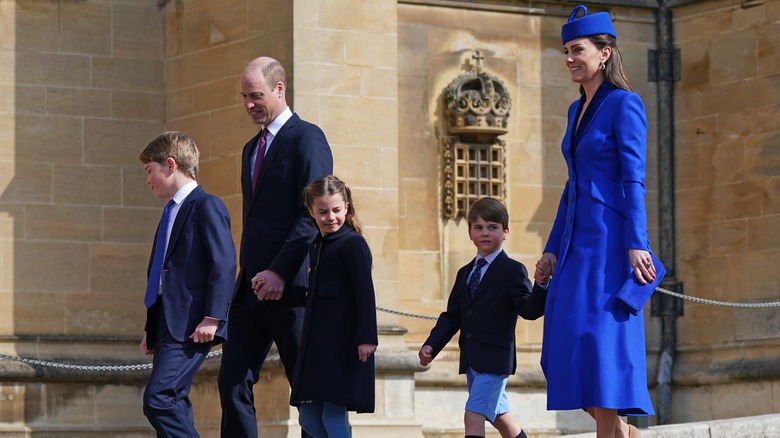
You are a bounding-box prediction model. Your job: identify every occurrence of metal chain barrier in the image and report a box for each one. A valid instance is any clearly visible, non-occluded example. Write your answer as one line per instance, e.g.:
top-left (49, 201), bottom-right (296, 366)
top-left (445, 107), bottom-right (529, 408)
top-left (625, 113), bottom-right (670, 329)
top-left (2, 288), bottom-right (779, 372)
top-left (0, 349), bottom-right (222, 372)
top-left (654, 286), bottom-right (780, 308)
top-left (376, 306), bottom-right (438, 320)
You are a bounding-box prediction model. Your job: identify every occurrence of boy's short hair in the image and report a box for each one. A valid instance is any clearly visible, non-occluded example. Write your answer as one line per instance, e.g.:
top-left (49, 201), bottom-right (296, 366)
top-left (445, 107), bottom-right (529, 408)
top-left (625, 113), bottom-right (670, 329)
top-left (467, 197), bottom-right (509, 229)
top-left (139, 131), bottom-right (199, 179)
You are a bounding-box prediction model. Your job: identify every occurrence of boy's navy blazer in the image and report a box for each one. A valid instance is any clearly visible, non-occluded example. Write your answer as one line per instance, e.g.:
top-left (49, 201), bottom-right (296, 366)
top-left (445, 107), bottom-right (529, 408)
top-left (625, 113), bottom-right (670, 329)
top-left (237, 113), bottom-right (333, 305)
top-left (424, 250), bottom-right (546, 375)
top-left (146, 185), bottom-right (236, 344)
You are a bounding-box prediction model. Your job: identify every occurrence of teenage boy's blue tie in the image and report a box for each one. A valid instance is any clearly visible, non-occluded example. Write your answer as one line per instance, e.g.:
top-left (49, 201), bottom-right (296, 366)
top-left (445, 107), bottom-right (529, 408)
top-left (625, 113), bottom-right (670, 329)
top-left (468, 258), bottom-right (487, 299)
top-left (145, 199), bottom-right (175, 308)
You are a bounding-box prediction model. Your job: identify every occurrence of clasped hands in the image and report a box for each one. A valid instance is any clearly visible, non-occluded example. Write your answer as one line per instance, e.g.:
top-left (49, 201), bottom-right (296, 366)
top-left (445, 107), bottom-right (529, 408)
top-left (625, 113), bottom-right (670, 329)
top-left (534, 252), bottom-right (557, 285)
top-left (251, 269), bottom-right (285, 301)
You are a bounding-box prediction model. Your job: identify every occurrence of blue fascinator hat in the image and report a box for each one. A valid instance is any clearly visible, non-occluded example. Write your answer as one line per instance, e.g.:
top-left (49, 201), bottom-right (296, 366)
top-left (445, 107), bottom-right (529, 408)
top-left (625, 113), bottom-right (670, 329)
top-left (561, 4), bottom-right (617, 44)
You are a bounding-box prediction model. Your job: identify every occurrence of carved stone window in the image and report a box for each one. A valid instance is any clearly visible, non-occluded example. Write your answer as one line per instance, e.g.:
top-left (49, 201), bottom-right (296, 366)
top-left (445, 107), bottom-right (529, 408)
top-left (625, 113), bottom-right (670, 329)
top-left (442, 51), bottom-right (510, 220)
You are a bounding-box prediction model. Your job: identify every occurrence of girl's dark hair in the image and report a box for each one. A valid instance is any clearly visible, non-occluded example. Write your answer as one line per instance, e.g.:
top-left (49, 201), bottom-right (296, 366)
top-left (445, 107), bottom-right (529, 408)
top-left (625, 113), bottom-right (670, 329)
top-left (304, 175), bottom-right (365, 238)
top-left (590, 34), bottom-right (632, 91)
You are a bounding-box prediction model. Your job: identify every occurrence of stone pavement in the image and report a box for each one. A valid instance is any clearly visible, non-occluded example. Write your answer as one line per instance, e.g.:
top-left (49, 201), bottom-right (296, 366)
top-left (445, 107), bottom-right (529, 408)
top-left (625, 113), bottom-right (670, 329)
top-left (559, 413), bottom-right (780, 437)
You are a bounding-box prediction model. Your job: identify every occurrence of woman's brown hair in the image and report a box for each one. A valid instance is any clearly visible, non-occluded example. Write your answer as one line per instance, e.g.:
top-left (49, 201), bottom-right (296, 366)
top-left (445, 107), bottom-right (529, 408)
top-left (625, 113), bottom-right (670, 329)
top-left (591, 34), bottom-right (632, 92)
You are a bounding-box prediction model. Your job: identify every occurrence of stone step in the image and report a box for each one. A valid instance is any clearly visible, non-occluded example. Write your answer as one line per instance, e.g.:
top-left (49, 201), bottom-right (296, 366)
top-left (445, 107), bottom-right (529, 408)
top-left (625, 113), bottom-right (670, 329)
top-left (558, 413), bottom-right (780, 438)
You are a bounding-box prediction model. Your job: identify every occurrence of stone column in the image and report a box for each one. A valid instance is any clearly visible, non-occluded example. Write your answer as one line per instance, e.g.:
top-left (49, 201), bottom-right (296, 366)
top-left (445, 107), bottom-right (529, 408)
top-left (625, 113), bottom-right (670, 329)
top-left (291, 1), bottom-right (424, 436)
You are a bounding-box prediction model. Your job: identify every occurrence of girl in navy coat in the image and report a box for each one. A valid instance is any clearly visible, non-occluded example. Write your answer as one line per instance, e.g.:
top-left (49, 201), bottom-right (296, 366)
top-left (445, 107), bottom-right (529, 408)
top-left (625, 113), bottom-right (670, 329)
top-left (291, 175), bottom-right (378, 437)
top-left (535, 5), bottom-right (657, 438)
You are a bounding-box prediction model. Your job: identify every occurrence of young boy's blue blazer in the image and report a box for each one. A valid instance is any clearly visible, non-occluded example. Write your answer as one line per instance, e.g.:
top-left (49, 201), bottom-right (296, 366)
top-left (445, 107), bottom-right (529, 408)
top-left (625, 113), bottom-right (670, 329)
top-left (145, 185), bottom-right (236, 345)
top-left (423, 250), bottom-right (546, 375)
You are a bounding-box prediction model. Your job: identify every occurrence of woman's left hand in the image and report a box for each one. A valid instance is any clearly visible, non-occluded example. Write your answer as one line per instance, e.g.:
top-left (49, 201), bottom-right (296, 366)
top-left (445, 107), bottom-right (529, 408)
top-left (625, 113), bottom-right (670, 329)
top-left (629, 249), bottom-right (656, 285)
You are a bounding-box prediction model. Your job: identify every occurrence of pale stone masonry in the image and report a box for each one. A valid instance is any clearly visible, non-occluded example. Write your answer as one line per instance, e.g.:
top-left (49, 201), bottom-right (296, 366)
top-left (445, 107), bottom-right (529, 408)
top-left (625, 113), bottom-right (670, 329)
top-left (0, 0), bottom-right (165, 434)
top-left (666, 0), bottom-right (780, 423)
top-left (0, 0), bottom-right (778, 436)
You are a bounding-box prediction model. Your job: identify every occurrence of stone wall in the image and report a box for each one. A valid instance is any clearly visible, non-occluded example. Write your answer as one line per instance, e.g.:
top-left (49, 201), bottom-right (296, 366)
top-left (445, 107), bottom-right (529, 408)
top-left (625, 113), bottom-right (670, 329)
top-left (0, 0), bottom-right (164, 434)
top-left (0, 0), bottom-right (778, 436)
top-left (0, 0), bottom-right (164, 338)
top-left (667, 0), bottom-right (780, 423)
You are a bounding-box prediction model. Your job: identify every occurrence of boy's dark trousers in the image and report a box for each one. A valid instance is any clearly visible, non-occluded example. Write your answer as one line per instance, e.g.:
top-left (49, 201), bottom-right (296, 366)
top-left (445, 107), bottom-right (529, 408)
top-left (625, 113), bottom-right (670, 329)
top-left (143, 301), bottom-right (211, 436)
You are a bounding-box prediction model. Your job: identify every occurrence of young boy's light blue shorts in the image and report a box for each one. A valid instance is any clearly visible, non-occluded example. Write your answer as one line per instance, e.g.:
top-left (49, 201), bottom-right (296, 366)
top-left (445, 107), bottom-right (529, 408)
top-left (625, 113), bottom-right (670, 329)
top-left (465, 367), bottom-right (511, 423)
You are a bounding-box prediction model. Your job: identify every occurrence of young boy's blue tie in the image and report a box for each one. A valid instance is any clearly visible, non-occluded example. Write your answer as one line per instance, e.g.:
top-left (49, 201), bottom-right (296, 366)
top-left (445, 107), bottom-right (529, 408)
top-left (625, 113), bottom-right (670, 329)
top-left (468, 258), bottom-right (487, 299)
top-left (145, 199), bottom-right (175, 308)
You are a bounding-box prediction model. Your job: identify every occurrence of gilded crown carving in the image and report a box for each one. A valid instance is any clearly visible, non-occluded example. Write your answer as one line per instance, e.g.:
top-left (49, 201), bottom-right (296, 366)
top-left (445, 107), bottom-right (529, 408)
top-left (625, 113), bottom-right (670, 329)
top-left (444, 50), bottom-right (511, 141)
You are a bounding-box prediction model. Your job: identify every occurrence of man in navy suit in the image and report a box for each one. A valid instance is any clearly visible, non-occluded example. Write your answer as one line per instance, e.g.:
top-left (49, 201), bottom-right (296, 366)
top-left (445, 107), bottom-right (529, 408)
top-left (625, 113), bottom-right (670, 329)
top-left (218, 57), bottom-right (333, 437)
top-left (139, 131), bottom-right (237, 436)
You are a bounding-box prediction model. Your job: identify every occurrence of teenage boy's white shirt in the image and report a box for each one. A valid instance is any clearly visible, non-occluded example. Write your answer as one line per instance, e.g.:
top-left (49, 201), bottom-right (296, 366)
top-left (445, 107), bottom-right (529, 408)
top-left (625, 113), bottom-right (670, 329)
top-left (164, 180), bottom-right (198, 253)
top-left (157, 180), bottom-right (198, 292)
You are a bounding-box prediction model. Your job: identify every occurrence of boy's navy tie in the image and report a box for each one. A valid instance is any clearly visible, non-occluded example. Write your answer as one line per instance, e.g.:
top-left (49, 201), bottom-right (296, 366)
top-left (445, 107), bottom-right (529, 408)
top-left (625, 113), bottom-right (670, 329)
top-left (145, 199), bottom-right (175, 308)
top-left (251, 128), bottom-right (269, 191)
top-left (468, 258), bottom-right (487, 299)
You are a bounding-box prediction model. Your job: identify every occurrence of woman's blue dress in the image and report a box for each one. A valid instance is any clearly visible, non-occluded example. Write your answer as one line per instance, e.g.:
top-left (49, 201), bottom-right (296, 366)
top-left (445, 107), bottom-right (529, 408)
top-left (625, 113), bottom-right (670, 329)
top-left (540, 82), bottom-right (655, 416)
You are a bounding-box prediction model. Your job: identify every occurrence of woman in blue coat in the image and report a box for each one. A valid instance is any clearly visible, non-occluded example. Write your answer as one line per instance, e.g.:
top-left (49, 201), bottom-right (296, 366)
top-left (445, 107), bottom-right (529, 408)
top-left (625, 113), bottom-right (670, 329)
top-left (534, 5), bottom-right (657, 437)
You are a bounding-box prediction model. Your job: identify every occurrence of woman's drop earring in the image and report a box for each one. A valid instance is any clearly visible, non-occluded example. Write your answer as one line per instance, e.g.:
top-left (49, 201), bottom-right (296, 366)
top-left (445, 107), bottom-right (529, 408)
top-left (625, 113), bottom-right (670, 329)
top-left (600, 62), bottom-right (606, 70)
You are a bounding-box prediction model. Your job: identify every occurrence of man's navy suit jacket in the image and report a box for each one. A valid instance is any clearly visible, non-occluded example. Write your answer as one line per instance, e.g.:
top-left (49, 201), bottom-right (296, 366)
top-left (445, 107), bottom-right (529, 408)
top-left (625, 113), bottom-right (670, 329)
top-left (237, 113), bottom-right (333, 306)
top-left (146, 185), bottom-right (236, 345)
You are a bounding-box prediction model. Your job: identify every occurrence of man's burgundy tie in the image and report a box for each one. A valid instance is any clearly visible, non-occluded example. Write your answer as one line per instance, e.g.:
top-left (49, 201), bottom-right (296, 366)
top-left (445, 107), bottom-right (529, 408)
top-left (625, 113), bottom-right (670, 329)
top-left (251, 128), bottom-right (269, 191)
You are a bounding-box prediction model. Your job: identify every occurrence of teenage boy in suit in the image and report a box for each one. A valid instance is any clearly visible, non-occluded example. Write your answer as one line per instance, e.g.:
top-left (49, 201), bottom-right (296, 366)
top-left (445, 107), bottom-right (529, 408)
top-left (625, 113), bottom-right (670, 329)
top-left (139, 131), bottom-right (237, 436)
top-left (218, 56), bottom-right (333, 437)
top-left (419, 197), bottom-right (546, 438)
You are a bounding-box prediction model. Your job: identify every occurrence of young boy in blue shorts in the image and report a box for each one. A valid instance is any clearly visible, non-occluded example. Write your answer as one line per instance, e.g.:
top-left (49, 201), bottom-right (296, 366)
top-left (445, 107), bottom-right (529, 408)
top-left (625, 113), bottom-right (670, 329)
top-left (419, 197), bottom-right (546, 438)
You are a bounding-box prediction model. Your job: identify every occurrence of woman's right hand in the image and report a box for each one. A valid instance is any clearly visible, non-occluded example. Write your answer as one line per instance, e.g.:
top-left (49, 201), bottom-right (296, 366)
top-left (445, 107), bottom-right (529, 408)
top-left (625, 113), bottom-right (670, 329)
top-left (535, 252), bottom-right (557, 285)
top-left (629, 248), bottom-right (656, 285)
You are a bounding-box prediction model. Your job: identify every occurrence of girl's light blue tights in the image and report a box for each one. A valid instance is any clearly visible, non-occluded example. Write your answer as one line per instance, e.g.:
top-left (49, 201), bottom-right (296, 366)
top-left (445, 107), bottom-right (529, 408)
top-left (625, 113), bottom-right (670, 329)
top-left (299, 401), bottom-right (350, 438)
